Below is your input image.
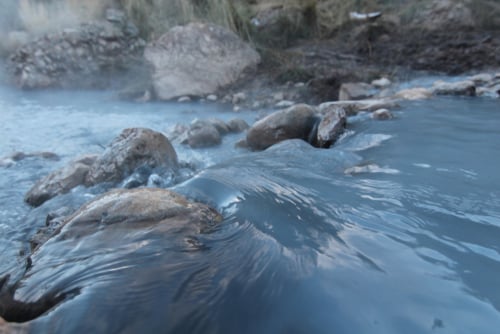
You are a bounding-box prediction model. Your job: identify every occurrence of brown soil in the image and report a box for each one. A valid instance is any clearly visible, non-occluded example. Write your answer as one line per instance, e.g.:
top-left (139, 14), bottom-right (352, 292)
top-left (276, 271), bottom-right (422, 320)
top-left (226, 20), bottom-right (500, 106)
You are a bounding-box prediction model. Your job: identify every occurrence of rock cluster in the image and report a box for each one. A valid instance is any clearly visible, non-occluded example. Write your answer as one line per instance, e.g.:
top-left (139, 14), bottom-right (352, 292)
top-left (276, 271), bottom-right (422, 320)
top-left (25, 128), bottom-right (178, 207)
top-left (8, 9), bottom-right (145, 89)
top-left (245, 104), bottom-right (347, 151)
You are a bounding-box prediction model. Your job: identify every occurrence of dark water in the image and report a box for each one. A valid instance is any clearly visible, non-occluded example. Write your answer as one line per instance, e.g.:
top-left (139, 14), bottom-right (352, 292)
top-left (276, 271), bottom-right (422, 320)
top-left (1, 85), bottom-right (499, 333)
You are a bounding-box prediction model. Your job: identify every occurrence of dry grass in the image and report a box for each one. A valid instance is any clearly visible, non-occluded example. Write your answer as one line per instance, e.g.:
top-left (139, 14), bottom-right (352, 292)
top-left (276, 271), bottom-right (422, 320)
top-left (19, 0), bottom-right (110, 35)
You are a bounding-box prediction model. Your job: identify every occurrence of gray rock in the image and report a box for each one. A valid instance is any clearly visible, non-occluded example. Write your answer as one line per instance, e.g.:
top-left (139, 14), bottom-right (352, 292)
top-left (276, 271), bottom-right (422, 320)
top-left (246, 104), bottom-right (318, 151)
top-left (86, 128), bottom-right (178, 185)
top-left (144, 23), bottom-right (260, 100)
top-left (25, 154), bottom-right (99, 207)
top-left (394, 87), bottom-right (433, 100)
top-left (371, 108), bottom-right (393, 120)
top-left (371, 77), bottom-right (391, 88)
top-left (316, 107), bottom-right (347, 148)
top-left (432, 80), bottom-right (476, 96)
top-left (338, 82), bottom-right (374, 101)
top-left (227, 119), bottom-right (250, 133)
top-left (206, 118), bottom-right (230, 135)
top-left (318, 99), bottom-right (399, 116)
top-left (187, 122), bottom-right (222, 148)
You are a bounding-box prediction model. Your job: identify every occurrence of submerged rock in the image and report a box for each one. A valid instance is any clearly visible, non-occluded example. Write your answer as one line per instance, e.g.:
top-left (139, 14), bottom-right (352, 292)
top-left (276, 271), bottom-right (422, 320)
top-left (2, 188), bottom-right (222, 324)
top-left (25, 154), bottom-right (99, 207)
top-left (86, 128), bottom-right (178, 185)
top-left (246, 104), bottom-right (318, 151)
top-left (144, 23), bottom-right (260, 100)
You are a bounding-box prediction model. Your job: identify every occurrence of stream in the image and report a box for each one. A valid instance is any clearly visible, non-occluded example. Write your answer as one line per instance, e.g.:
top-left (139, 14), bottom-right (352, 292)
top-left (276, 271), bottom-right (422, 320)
top-left (1, 82), bottom-right (500, 333)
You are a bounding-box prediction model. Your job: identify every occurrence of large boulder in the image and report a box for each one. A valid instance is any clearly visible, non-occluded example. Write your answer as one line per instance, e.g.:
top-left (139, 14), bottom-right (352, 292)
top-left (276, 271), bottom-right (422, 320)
top-left (144, 23), bottom-right (261, 100)
top-left (2, 188), bottom-right (221, 323)
top-left (246, 104), bottom-right (318, 151)
top-left (85, 128), bottom-right (178, 185)
top-left (25, 155), bottom-right (99, 207)
top-left (8, 9), bottom-right (145, 89)
top-left (338, 82), bottom-right (374, 101)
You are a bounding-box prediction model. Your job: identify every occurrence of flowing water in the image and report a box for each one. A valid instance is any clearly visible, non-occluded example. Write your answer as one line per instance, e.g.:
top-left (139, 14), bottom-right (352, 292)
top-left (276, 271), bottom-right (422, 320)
top-left (0, 82), bottom-right (499, 333)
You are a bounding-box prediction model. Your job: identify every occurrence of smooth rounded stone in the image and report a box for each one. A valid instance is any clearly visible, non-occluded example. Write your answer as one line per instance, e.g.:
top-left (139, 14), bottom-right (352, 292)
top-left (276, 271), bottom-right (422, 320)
top-left (394, 87), bottom-right (433, 100)
top-left (187, 122), bottom-right (222, 148)
top-left (144, 23), bottom-right (260, 100)
top-left (246, 104), bottom-right (318, 151)
top-left (316, 107), bottom-right (347, 148)
top-left (86, 128), bottom-right (178, 186)
top-left (318, 99), bottom-right (399, 116)
top-left (177, 96), bottom-right (191, 103)
top-left (206, 118), bottom-right (230, 135)
top-left (206, 94), bottom-right (218, 102)
top-left (25, 154), bottom-right (99, 207)
top-left (371, 108), bottom-right (394, 120)
top-left (432, 80), bottom-right (476, 96)
top-left (338, 82), bottom-right (374, 101)
top-left (1, 188), bottom-right (222, 324)
top-left (56, 188), bottom-right (222, 235)
top-left (227, 118), bottom-right (250, 133)
top-left (371, 77), bottom-right (391, 88)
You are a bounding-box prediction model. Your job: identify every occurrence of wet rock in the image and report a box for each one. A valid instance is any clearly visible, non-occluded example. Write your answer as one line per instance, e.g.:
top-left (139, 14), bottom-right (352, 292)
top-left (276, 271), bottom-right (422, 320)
top-left (246, 104), bottom-right (318, 151)
top-left (432, 80), bottom-right (476, 96)
top-left (86, 128), bottom-right (178, 186)
top-left (467, 73), bottom-right (493, 84)
top-left (232, 92), bottom-right (247, 105)
top-left (207, 118), bottom-right (230, 135)
top-left (275, 100), bottom-right (295, 108)
top-left (371, 108), bottom-right (393, 120)
top-left (338, 82), bottom-right (374, 101)
top-left (371, 77), bottom-right (391, 88)
top-left (144, 23), bottom-right (260, 100)
top-left (477, 85), bottom-right (500, 98)
top-left (316, 107), bottom-right (347, 148)
top-left (227, 119), bottom-right (250, 133)
top-left (8, 10), bottom-right (145, 89)
top-left (394, 87), bottom-right (433, 100)
top-left (30, 207), bottom-right (74, 252)
top-left (187, 121), bottom-right (222, 148)
top-left (25, 154), bottom-right (99, 207)
top-left (318, 99), bottom-right (399, 116)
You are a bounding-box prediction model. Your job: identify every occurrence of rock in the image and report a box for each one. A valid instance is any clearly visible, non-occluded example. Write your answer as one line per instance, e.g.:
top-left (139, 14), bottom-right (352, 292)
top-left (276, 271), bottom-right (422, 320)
top-left (339, 82), bottom-right (374, 101)
top-left (232, 92), bottom-right (247, 105)
top-left (177, 96), bottom-right (191, 103)
top-left (394, 87), bottom-right (433, 100)
top-left (275, 100), bottom-right (295, 108)
top-left (187, 122), bottom-right (222, 148)
top-left (227, 119), bottom-right (250, 133)
top-left (2, 188), bottom-right (221, 324)
top-left (59, 188), bottom-right (221, 234)
top-left (144, 23), bottom-right (260, 100)
top-left (318, 99), bottom-right (399, 116)
top-left (432, 80), bottom-right (476, 96)
top-left (413, 0), bottom-right (475, 30)
top-left (246, 104), bottom-right (318, 151)
top-left (467, 73), bottom-right (493, 84)
top-left (235, 138), bottom-right (249, 149)
top-left (86, 128), bottom-right (178, 186)
top-left (371, 77), bottom-right (391, 88)
top-left (477, 85), bottom-right (500, 98)
top-left (25, 154), bottom-right (99, 207)
top-left (206, 118), bottom-right (230, 135)
top-left (316, 107), bottom-right (347, 148)
top-left (8, 11), bottom-right (145, 89)
top-left (206, 94), bottom-right (218, 102)
top-left (371, 108), bottom-right (393, 120)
